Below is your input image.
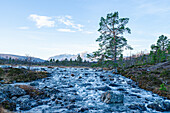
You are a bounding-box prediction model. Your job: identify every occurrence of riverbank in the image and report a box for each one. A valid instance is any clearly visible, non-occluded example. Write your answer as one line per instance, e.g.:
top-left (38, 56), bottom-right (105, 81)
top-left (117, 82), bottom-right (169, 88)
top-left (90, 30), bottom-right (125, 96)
top-left (119, 61), bottom-right (170, 99)
top-left (0, 67), bottom-right (49, 84)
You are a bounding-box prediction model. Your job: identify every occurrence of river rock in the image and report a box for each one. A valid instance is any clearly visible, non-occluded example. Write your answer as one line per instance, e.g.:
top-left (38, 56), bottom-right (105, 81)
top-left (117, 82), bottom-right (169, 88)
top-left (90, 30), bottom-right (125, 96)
top-left (1, 85), bottom-right (26, 98)
top-left (109, 83), bottom-right (120, 87)
top-left (101, 91), bottom-right (124, 103)
top-left (97, 86), bottom-right (112, 91)
top-left (128, 103), bottom-right (146, 111)
top-left (16, 95), bottom-right (30, 104)
top-left (147, 100), bottom-right (170, 111)
top-left (30, 82), bottom-right (39, 86)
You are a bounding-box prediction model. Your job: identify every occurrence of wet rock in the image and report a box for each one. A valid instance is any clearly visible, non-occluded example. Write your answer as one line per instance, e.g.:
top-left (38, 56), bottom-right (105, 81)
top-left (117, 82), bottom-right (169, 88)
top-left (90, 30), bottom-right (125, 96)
top-left (79, 107), bottom-right (89, 112)
top-left (128, 103), bottom-right (146, 111)
top-left (20, 101), bottom-right (32, 110)
top-left (50, 94), bottom-right (56, 101)
top-left (84, 73), bottom-right (89, 76)
top-left (131, 89), bottom-right (141, 93)
top-left (117, 88), bottom-right (126, 92)
top-left (147, 100), bottom-right (170, 111)
top-left (55, 99), bottom-right (63, 104)
top-left (101, 91), bottom-right (124, 103)
top-left (109, 83), bottom-right (120, 87)
top-left (71, 74), bottom-right (75, 77)
top-left (99, 75), bottom-right (105, 78)
top-left (81, 83), bottom-right (92, 87)
top-left (1, 85), bottom-right (26, 98)
top-left (102, 78), bottom-right (107, 81)
top-left (66, 104), bottom-right (78, 109)
top-left (30, 82), bottom-right (39, 86)
top-left (11, 96), bottom-right (17, 101)
top-left (97, 86), bottom-right (111, 91)
top-left (109, 104), bottom-right (127, 112)
top-left (145, 97), bottom-right (155, 102)
top-left (98, 68), bottom-right (103, 71)
top-left (88, 79), bottom-right (95, 82)
top-left (16, 95), bottom-right (30, 104)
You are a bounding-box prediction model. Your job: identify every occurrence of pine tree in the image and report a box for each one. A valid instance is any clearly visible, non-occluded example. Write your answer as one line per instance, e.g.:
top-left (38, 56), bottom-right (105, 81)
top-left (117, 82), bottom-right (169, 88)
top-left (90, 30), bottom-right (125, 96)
top-left (77, 54), bottom-right (82, 63)
top-left (88, 12), bottom-right (132, 71)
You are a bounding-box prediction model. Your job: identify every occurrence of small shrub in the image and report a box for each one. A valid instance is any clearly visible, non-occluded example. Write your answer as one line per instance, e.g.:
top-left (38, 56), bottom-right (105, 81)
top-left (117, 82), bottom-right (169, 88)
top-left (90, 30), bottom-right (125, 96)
top-left (159, 83), bottom-right (167, 91)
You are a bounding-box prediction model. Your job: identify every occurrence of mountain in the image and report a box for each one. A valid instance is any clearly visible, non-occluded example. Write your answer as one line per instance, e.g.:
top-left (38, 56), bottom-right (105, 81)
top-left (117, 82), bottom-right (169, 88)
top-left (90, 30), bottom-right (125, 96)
top-left (49, 52), bottom-right (92, 61)
top-left (0, 54), bottom-right (45, 62)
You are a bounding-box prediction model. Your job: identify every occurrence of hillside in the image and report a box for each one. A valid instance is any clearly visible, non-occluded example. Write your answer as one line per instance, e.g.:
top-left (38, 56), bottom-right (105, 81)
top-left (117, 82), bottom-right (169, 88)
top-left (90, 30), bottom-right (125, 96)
top-left (49, 52), bottom-right (91, 61)
top-left (0, 54), bottom-right (45, 62)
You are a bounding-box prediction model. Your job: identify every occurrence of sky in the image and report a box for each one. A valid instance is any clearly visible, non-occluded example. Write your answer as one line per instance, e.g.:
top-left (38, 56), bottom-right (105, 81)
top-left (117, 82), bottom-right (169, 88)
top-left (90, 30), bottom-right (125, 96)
top-left (0, 0), bottom-right (170, 60)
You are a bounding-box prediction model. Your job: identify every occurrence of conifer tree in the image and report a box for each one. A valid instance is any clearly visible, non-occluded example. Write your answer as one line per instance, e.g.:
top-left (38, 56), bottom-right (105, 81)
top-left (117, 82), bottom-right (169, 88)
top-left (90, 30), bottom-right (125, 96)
top-left (88, 12), bottom-right (132, 71)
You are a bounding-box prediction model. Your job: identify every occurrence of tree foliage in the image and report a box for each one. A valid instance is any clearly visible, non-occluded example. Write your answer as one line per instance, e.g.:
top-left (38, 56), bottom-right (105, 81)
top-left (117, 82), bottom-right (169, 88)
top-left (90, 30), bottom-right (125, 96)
top-left (150, 35), bottom-right (170, 63)
top-left (88, 12), bottom-right (132, 68)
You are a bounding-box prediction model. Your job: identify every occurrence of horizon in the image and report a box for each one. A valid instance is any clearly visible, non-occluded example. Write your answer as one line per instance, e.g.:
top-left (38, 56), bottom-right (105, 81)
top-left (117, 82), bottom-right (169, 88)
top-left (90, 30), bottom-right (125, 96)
top-left (0, 0), bottom-right (170, 60)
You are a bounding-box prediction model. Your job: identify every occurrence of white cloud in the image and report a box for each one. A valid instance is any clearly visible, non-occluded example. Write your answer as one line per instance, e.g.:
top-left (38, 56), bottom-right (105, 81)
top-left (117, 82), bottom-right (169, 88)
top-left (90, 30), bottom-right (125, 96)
top-left (57, 16), bottom-right (83, 31)
top-left (29, 14), bottom-right (55, 28)
top-left (18, 26), bottom-right (29, 30)
top-left (83, 31), bottom-right (94, 34)
top-left (57, 29), bottom-right (76, 32)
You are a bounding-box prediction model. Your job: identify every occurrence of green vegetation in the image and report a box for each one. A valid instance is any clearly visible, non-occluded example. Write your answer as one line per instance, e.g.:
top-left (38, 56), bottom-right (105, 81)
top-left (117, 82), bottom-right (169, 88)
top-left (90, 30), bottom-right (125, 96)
top-left (160, 83), bottom-right (167, 91)
top-left (88, 12), bottom-right (132, 70)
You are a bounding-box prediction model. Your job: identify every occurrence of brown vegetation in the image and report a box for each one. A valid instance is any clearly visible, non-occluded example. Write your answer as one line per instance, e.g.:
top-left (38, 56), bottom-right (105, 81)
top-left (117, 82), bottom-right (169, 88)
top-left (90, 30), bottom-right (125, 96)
top-left (15, 85), bottom-right (44, 97)
top-left (119, 61), bottom-right (170, 99)
top-left (0, 68), bottom-right (49, 84)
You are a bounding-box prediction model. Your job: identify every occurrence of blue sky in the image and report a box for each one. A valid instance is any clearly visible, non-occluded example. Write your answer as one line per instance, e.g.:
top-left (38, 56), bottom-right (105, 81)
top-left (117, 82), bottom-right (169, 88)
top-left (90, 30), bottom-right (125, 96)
top-left (0, 0), bottom-right (170, 60)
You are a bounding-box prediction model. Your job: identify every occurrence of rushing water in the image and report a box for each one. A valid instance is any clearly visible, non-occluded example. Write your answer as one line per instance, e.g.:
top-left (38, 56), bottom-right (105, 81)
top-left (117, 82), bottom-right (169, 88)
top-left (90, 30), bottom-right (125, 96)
top-left (1, 66), bottom-right (170, 113)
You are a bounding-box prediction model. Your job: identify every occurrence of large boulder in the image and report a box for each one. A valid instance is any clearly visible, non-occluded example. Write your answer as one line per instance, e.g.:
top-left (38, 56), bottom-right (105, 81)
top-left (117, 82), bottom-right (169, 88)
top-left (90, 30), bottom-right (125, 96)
top-left (101, 91), bottom-right (124, 103)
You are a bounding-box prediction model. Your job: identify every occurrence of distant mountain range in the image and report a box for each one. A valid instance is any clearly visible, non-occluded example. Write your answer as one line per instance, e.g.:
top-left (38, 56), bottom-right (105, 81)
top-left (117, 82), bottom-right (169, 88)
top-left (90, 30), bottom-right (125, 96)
top-left (49, 52), bottom-right (92, 61)
top-left (0, 54), bottom-right (45, 62)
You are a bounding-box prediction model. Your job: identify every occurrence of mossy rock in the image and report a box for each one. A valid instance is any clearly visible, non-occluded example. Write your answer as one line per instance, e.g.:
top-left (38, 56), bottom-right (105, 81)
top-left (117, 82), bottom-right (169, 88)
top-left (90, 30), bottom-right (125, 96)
top-left (15, 85), bottom-right (45, 98)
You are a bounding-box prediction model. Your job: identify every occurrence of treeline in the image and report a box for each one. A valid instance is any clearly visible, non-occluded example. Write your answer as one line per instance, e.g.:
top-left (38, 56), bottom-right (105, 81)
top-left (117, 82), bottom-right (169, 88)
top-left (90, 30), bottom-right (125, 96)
top-left (48, 54), bottom-right (94, 67)
top-left (0, 54), bottom-right (95, 67)
top-left (101, 35), bottom-right (170, 69)
top-left (119, 35), bottom-right (169, 69)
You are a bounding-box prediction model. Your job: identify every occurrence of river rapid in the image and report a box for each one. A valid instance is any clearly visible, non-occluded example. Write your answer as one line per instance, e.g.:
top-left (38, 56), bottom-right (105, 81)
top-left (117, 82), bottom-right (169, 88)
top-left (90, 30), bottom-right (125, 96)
top-left (0, 66), bottom-right (170, 113)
